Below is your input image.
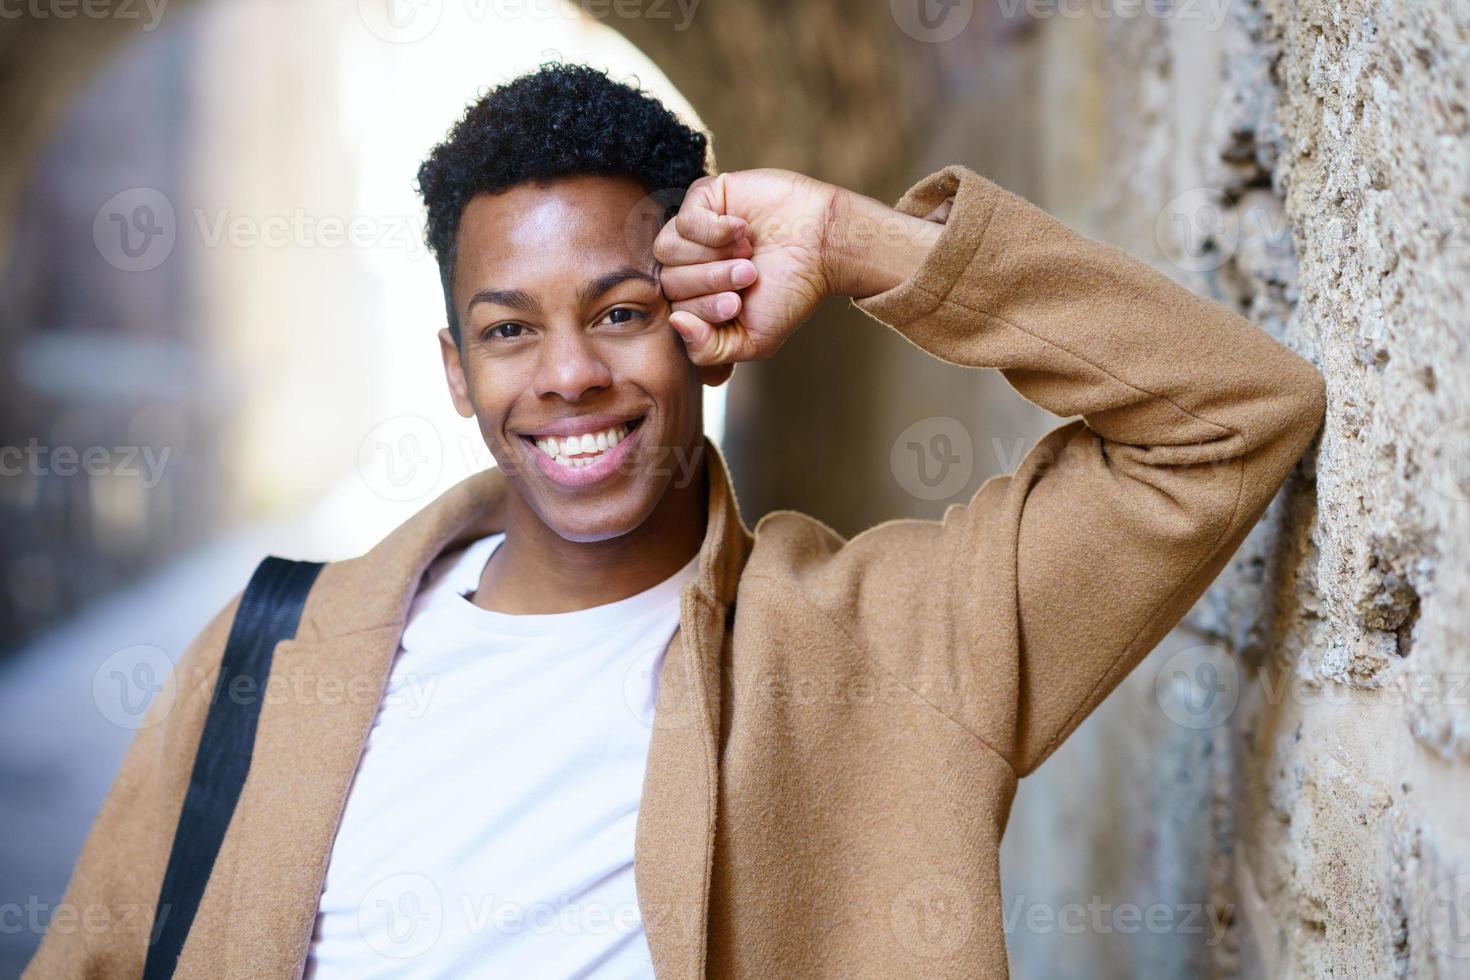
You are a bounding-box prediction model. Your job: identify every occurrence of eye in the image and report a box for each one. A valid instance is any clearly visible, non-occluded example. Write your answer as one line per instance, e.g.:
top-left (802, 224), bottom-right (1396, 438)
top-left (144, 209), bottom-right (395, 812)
top-left (599, 307), bottom-right (645, 328)
top-left (486, 322), bottom-right (526, 341)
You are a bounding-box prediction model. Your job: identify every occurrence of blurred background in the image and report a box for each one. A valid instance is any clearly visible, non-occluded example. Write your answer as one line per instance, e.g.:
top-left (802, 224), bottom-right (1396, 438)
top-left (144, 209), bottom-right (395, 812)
top-left (2, 0), bottom-right (1469, 976)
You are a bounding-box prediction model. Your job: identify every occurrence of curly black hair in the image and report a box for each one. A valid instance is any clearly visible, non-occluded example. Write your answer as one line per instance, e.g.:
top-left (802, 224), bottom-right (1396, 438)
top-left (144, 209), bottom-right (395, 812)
top-left (416, 63), bottom-right (711, 340)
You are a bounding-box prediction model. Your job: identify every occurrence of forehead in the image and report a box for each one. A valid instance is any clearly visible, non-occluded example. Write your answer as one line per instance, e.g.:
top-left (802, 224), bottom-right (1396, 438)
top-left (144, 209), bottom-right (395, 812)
top-left (452, 175), bottom-right (658, 292)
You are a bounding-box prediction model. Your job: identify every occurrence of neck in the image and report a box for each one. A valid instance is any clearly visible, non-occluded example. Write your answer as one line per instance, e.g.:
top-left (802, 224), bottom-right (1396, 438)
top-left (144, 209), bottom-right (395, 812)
top-left (471, 457), bottom-right (709, 615)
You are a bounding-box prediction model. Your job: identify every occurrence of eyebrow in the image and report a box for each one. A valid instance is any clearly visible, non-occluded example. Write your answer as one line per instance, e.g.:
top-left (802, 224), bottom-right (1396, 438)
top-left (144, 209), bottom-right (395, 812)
top-left (578, 266), bottom-right (658, 306)
top-left (465, 266), bottom-right (659, 320)
top-left (466, 287), bottom-right (538, 315)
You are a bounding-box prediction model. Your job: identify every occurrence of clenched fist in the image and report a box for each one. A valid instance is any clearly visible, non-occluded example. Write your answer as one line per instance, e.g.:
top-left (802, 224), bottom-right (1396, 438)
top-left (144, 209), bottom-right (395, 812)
top-left (654, 169), bottom-right (944, 366)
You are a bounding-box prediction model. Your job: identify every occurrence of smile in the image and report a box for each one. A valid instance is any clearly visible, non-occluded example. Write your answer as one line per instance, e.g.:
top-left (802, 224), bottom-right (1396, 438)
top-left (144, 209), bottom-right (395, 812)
top-left (529, 420), bottom-right (638, 468)
top-left (520, 416), bottom-right (645, 488)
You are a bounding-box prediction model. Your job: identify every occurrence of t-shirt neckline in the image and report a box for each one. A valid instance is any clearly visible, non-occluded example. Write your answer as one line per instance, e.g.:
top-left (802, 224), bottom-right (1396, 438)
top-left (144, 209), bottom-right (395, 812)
top-left (429, 532), bottom-right (700, 636)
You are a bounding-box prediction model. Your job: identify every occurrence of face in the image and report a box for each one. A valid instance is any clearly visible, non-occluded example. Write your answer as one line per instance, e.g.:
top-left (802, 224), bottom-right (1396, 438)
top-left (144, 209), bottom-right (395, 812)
top-left (439, 175), bottom-right (731, 543)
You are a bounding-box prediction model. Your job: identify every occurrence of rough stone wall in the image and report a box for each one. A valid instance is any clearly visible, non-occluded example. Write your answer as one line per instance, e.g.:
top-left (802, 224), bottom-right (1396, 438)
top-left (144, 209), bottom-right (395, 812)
top-left (1004, 1), bottom-right (1470, 977)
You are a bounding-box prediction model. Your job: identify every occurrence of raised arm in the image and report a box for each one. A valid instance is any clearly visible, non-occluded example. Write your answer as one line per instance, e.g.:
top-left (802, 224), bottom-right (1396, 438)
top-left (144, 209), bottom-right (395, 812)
top-left (656, 165), bottom-right (1325, 776)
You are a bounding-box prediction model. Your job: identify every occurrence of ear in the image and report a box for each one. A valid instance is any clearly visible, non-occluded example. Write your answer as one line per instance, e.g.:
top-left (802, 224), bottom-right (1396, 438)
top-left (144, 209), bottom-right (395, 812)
top-left (698, 361), bottom-right (736, 388)
top-left (438, 327), bottom-right (475, 418)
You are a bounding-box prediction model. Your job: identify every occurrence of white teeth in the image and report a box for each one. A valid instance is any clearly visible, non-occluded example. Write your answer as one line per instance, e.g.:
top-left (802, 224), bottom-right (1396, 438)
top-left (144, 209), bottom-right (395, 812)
top-left (533, 422), bottom-right (634, 467)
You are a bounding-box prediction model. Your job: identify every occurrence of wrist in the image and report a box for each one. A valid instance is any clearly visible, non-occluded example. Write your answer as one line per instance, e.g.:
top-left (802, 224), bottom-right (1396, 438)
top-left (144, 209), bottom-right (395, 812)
top-left (822, 188), bottom-right (945, 299)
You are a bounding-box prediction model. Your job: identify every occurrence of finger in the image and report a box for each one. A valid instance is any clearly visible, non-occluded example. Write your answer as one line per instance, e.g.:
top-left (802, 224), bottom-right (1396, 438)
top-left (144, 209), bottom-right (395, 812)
top-left (669, 311), bottom-right (745, 366)
top-left (674, 206), bottom-right (747, 249)
top-left (654, 226), bottom-right (753, 266)
top-left (660, 258), bottom-right (758, 301)
top-left (675, 176), bottom-right (748, 248)
top-left (671, 291), bottom-right (742, 324)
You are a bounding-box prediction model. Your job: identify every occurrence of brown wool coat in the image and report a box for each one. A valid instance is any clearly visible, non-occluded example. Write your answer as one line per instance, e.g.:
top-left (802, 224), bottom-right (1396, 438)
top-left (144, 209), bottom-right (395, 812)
top-left (27, 165), bottom-right (1326, 979)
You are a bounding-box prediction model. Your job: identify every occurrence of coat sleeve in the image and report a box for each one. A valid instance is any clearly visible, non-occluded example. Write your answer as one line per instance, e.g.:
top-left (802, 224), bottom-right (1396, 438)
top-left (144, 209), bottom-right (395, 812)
top-left (23, 591), bottom-right (241, 979)
top-left (798, 164), bottom-right (1324, 777)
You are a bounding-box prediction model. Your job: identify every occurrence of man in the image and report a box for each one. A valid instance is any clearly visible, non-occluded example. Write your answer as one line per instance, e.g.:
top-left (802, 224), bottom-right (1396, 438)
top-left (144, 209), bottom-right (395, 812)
top-left (28, 63), bottom-right (1325, 978)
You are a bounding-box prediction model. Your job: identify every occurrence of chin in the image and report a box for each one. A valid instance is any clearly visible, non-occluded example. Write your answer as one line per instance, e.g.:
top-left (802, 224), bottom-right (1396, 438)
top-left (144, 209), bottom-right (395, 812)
top-left (540, 495), bottom-right (659, 544)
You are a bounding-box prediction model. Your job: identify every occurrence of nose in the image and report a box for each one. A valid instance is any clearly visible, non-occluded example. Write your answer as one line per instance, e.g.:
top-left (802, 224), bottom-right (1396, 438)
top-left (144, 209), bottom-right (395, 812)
top-left (532, 325), bottom-right (614, 403)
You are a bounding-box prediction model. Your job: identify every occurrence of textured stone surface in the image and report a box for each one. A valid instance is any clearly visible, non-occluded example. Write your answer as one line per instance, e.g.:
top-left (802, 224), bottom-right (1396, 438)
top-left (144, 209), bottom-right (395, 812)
top-left (1005, 1), bottom-right (1470, 976)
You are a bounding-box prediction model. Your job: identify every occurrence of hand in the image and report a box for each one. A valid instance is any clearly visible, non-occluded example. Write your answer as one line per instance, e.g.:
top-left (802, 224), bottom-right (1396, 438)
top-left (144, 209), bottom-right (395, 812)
top-left (654, 169), bottom-right (839, 365)
top-left (655, 169), bottom-right (945, 366)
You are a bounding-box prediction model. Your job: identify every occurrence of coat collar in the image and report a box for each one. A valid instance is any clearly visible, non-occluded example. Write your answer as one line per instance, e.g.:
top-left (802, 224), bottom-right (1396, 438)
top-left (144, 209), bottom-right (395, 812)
top-left (232, 436), bottom-right (750, 978)
top-left (295, 434), bottom-right (751, 643)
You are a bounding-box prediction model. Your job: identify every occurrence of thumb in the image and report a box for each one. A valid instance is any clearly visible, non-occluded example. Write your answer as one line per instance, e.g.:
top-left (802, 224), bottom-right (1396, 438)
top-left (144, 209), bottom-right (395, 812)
top-left (670, 311), bottom-right (730, 366)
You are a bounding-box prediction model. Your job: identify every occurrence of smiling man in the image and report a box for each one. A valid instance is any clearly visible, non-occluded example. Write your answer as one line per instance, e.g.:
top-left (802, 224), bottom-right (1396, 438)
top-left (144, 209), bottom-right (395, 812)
top-left (29, 64), bottom-right (1325, 978)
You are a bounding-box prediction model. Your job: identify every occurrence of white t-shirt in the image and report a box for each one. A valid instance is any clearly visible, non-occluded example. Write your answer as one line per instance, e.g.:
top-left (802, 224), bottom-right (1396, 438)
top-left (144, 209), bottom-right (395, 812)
top-left (304, 532), bottom-right (697, 979)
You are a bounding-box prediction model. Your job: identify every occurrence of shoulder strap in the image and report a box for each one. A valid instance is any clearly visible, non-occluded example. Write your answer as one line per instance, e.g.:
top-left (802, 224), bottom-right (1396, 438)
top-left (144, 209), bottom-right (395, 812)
top-left (143, 556), bottom-right (324, 980)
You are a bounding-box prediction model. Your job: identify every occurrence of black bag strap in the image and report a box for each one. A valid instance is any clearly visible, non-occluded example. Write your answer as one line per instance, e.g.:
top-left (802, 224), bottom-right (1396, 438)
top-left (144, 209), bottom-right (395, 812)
top-left (143, 556), bottom-right (324, 980)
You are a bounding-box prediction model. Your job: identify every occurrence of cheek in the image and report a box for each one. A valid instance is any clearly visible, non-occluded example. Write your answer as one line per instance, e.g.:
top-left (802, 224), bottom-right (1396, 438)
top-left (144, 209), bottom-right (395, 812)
top-left (617, 327), bottom-right (697, 395)
top-left (462, 359), bottom-right (524, 440)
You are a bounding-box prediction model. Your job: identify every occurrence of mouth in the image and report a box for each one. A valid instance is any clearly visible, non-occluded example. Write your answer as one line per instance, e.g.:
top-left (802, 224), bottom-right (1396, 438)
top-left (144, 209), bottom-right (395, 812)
top-left (519, 416), bottom-right (645, 487)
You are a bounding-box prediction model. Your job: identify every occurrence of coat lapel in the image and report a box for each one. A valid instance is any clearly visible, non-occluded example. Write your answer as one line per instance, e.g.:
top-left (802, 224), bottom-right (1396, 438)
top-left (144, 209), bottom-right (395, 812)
top-left (635, 442), bottom-right (751, 978)
top-left (211, 438), bottom-right (751, 978)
